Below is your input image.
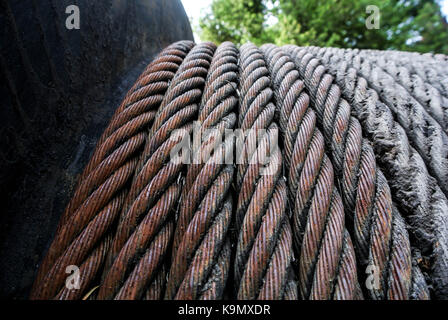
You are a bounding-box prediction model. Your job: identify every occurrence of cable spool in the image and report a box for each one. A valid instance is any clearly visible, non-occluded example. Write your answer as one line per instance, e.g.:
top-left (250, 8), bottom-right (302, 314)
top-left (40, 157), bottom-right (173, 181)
top-left (30, 41), bottom-right (448, 300)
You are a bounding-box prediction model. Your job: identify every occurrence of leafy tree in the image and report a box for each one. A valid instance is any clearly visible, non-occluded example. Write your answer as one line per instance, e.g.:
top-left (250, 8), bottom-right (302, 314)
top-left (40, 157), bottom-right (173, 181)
top-left (198, 0), bottom-right (448, 54)
top-left (198, 0), bottom-right (270, 45)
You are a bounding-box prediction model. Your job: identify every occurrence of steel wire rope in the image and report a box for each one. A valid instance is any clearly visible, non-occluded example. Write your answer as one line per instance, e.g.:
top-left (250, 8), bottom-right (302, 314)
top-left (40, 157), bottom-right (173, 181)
top-left (262, 44), bottom-right (363, 300)
top-left (357, 51), bottom-right (448, 133)
top-left (303, 46), bottom-right (444, 299)
top-left (164, 41), bottom-right (239, 300)
top-left (319, 47), bottom-right (448, 197)
top-left (233, 43), bottom-right (296, 300)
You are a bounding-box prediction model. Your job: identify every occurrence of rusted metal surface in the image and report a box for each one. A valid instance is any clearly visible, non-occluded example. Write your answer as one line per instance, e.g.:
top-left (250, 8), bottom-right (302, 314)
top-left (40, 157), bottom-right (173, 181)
top-left (308, 45), bottom-right (447, 299)
top-left (97, 42), bottom-right (216, 300)
top-left (165, 42), bottom-right (239, 300)
top-left (261, 44), bottom-right (362, 300)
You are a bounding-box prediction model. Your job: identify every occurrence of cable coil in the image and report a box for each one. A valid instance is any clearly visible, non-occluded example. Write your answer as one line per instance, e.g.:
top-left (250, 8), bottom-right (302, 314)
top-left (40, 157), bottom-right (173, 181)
top-left (31, 41), bottom-right (448, 300)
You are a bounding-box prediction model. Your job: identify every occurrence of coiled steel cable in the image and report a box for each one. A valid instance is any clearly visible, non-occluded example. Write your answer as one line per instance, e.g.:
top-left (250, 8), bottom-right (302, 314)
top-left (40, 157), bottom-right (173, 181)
top-left (97, 42), bottom-right (216, 300)
top-left (30, 40), bottom-right (445, 301)
top-left (30, 41), bottom-right (194, 300)
top-left (307, 47), bottom-right (447, 299)
top-left (284, 45), bottom-right (426, 300)
top-left (322, 47), bottom-right (448, 197)
top-left (233, 43), bottom-right (295, 300)
top-left (261, 44), bottom-right (362, 300)
top-left (164, 42), bottom-right (239, 300)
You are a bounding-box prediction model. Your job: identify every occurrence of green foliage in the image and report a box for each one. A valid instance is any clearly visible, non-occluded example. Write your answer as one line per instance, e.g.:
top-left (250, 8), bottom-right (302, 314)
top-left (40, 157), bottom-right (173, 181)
top-left (198, 0), bottom-right (448, 54)
top-left (198, 0), bottom-right (270, 45)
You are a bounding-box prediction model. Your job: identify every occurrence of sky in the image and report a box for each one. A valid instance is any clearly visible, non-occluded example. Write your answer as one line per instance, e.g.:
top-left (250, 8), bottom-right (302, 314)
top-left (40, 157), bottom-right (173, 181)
top-left (181, 0), bottom-right (212, 41)
top-left (181, 0), bottom-right (448, 42)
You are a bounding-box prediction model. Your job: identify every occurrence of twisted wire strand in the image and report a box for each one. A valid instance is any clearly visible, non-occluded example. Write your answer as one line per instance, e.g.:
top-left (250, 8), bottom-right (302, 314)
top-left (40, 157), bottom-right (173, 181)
top-left (233, 43), bottom-right (295, 300)
top-left (97, 42), bottom-right (217, 300)
top-left (358, 51), bottom-right (448, 133)
top-left (261, 44), bottom-right (362, 300)
top-left (324, 47), bottom-right (448, 197)
top-left (165, 42), bottom-right (239, 300)
top-left (307, 46), bottom-right (445, 299)
top-left (142, 264), bottom-right (167, 300)
top-left (30, 41), bottom-right (194, 300)
top-left (284, 45), bottom-right (422, 300)
top-left (30, 40), bottom-right (446, 301)
top-left (171, 42), bottom-right (238, 259)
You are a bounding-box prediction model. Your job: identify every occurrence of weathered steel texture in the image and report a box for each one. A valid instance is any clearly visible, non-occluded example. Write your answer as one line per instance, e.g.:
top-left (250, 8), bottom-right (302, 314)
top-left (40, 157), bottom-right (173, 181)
top-left (358, 51), bottom-right (448, 133)
top-left (307, 46), bottom-right (445, 299)
top-left (284, 45), bottom-right (426, 300)
top-left (330, 48), bottom-right (448, 197)
top-left (261, 44), bottom-right (362, 300)
top-left (27, 40), bottom-right (446, 301)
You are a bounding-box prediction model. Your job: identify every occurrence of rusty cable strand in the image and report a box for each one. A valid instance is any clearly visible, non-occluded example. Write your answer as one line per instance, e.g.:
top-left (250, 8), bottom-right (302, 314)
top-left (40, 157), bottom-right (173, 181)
top-left (164, 42), bottom-right (239, 300)
top-left (233, 43), bottom-right (296, 300)
top-left (283, 45), bottom-right (426, 300)
top-left (97, 42), bottom-right (217, 300)
top-left (357, 51), bottom-right (448, 133)
top-left (304, 46), bottom-right (443, 299)
top-left (261, 44), bottom-right (363, 300)
top-left (29, 41), bottom-right (195, 300)
top-left (321, 47), bottom-right (448, 198)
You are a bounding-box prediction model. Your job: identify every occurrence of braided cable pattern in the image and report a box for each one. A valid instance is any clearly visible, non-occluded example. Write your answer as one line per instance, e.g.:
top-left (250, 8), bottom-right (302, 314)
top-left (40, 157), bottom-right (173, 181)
top-left (30, 40), bottom-right (446, 300)
top-left (308, 46), bottom-right (446, 299)
top-left (261, 44), bottom-right (362, 300)
top-left (322, 47), bottom-right (448, 197)
top-left (369, 50), bottom-right (448, 94)
top-left (284, 45), bottom-right (421, 300)
top-left (165, 42), bottom-right (239, 300)
top-left (233, 43), bottom-right (295, 300)
top-left (97, 42), bottom-right (217, 300)
top-left (358, 51), bottom-right (448, 133)
top-left (55, 235), bottom-right (112, 300)
top-left (30, 41), bottom-right (194, 299)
